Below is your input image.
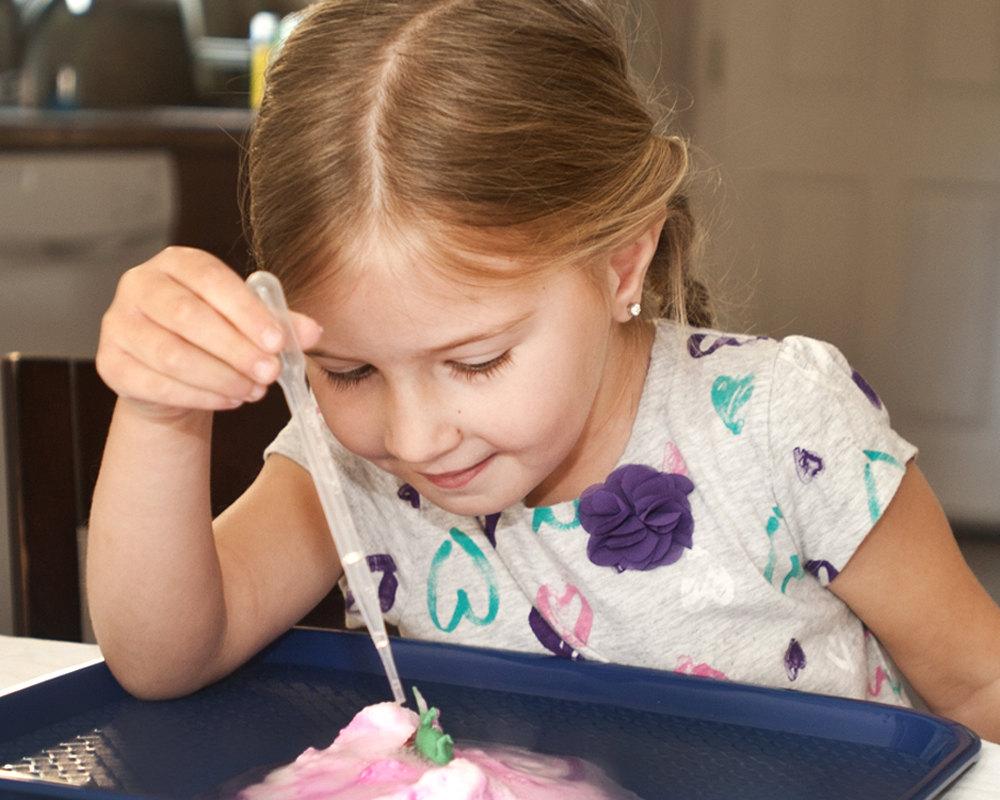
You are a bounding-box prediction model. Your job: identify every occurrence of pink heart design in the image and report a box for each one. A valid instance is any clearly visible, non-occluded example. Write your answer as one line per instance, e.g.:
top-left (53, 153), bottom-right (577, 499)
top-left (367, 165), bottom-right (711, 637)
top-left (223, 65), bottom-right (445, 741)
top-left (661, 441), bottom-right (688, 476)
top-left (534, 584), bottom-right (593, 651)
top-left (674, 656), bottom-right (728, 680)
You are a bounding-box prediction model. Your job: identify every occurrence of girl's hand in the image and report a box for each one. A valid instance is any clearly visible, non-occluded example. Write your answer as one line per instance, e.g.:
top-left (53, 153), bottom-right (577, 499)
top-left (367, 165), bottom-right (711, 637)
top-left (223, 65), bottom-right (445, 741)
top-left (96, 247), bottom-right (322, 421)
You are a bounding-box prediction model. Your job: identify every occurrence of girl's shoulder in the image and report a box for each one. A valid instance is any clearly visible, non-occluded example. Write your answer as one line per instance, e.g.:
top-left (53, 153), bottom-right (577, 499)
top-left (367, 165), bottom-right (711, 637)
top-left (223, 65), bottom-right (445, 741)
top-left (643, 320), bottom-right (915, 588)
top-left (652, 320), bottom-right (872, 397)
top-left (647, 320), bottom-right (778, 408)
top-left (658, 321), bottom-right (776, 368)
top-left (644, 320), bottom-right (899, 460)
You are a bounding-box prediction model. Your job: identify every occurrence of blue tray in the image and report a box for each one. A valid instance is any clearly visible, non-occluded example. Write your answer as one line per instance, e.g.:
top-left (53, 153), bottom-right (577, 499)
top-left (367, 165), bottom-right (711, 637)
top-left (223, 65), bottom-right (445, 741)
top-left (0, 628), bottom-right (980, 799)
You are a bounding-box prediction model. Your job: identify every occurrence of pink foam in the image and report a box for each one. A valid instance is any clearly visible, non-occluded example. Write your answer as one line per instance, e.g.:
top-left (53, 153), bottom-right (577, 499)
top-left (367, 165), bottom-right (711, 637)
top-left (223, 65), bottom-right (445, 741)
top-left (238, 702), bottom-right (638, 800)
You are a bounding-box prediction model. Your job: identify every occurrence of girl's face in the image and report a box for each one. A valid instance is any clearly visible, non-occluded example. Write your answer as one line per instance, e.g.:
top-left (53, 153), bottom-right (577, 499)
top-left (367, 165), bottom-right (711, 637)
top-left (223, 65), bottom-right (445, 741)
top-left (298, 236), bottom-right (633, 516)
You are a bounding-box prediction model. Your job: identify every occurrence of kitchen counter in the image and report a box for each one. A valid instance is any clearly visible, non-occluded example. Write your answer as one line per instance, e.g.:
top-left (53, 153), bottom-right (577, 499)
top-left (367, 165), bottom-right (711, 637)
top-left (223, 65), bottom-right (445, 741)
top-left (0, 106), bottom-right (252, 148)
top-left (0, 106), bottom-right (255, 273)
top-left (0, 634), bottom-right (101, 688)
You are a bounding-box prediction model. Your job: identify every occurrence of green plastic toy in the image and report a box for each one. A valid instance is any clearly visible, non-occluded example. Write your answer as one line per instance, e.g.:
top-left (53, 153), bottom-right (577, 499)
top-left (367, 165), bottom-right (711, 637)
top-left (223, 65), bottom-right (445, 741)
top-left (412, 687), bottom-right (455, 766)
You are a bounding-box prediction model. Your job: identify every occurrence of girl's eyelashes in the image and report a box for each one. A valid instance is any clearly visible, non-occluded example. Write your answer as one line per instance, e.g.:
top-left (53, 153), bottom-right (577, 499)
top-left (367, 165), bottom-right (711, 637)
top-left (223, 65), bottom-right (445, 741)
top-left (449, 351), bottom-right (512, 381)
top-left (318, 351), bottom-right (512, 388)
top-left (319, 364), bottom-right (374, 388)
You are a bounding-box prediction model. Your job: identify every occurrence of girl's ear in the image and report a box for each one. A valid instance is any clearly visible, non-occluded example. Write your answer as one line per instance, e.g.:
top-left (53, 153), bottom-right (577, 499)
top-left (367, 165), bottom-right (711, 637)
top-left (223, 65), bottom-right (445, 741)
top-left (606, 214), bottom-right (667, 322)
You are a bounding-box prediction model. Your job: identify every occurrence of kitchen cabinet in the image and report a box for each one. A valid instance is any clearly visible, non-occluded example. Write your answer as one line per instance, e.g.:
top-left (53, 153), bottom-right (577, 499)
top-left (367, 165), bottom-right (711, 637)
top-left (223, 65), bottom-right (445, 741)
top-left (0, 106), bottom-right (253, 634)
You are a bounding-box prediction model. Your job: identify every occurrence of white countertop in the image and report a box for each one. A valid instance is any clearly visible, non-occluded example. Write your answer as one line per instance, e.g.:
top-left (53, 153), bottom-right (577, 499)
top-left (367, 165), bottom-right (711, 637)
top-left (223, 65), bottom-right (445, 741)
top-left (0, 635), bottom-right (102, 689)
top-left (0, 635), bottom-right (997, 797)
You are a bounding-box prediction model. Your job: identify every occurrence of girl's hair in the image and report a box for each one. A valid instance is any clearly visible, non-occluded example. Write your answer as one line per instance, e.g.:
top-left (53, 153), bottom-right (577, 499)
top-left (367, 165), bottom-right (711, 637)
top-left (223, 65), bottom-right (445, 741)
top-left (247, 0), bottom-right (712, 328)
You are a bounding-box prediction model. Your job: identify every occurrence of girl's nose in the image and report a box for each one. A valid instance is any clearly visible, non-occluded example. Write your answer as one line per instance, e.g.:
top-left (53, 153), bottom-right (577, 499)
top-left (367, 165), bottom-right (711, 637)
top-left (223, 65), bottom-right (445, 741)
top-left (382, 384), bottom-right (461, 466)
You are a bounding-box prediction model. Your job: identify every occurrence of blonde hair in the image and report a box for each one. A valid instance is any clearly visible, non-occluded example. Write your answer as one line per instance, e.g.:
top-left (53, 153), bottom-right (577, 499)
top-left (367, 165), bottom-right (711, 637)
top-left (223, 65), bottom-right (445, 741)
top-left (247, 0), bottom-right (712, 327)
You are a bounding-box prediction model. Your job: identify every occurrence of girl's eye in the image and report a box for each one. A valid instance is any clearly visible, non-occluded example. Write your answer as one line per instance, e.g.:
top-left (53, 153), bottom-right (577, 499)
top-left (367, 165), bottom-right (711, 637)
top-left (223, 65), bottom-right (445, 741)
top-left (318, 352), bottom-right (512, 389)
top-left (319, 364), bottom-right (374, 388)
top-left (450, 351), bottom-right (512, 381)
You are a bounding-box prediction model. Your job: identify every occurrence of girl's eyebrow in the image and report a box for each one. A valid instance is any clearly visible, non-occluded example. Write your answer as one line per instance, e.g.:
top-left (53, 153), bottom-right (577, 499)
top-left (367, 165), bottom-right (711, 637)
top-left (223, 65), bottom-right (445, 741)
top-left (304, 311), bottom-right (533, 360)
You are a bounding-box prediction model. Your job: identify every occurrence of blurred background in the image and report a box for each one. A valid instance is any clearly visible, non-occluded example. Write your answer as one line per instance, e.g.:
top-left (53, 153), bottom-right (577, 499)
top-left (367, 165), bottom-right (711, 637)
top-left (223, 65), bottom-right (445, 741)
top-left (0, 0), bottom-right (998, 639)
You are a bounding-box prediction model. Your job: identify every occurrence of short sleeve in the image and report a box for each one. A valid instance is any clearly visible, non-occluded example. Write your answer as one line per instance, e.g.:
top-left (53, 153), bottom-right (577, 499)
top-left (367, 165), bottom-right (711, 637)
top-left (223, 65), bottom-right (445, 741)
top-left (767, 336), bottom-right (918, 586)
top-left (261, 401), bottom-right (393, 502)
top-left (263, 416), bottom-right (306, 467)
top-left (262, 394), bottom-right (352, 476)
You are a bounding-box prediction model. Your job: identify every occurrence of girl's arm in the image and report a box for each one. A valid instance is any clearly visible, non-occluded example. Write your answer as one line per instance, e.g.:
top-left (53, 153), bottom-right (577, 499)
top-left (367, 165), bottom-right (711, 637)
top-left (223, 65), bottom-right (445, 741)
top-left (87, 402), bottom-right (340, 699)
top-left (86, 246), bottom-right (335, 699)
top-left (829, 462), bottom-right (1000, 741)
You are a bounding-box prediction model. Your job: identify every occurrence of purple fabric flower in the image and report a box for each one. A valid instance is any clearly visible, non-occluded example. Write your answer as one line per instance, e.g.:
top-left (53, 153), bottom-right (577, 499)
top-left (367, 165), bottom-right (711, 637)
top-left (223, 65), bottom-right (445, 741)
top-left (579, 464), bottom-right (695, 572)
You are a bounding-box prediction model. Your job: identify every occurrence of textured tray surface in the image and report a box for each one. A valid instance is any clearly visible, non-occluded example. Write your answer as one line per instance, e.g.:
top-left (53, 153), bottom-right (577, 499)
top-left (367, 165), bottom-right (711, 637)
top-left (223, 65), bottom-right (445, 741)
top-left (0, 631), bottom-right (978, 799)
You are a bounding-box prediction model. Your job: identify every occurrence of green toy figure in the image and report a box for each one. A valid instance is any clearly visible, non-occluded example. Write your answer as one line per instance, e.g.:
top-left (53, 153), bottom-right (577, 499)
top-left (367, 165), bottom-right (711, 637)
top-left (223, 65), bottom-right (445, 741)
top-left (412, 687), bottom-right (454, 766)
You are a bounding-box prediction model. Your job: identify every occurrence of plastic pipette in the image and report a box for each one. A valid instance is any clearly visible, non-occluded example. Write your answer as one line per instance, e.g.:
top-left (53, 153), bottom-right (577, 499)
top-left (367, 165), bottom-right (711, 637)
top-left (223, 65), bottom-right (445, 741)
top-left (246, 271), bottom-right (406, 705)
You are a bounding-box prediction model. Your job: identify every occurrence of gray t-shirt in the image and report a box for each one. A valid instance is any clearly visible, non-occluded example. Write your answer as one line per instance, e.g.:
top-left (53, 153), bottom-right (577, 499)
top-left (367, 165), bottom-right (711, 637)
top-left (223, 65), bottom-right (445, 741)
top-left (264, 320), bottom-right (916, 706)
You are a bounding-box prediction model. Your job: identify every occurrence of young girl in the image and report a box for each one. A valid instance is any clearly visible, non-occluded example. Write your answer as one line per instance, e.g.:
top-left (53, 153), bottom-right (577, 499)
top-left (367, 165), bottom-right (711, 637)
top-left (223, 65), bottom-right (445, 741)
top-left (88, 0), bottom-right (1000, 741)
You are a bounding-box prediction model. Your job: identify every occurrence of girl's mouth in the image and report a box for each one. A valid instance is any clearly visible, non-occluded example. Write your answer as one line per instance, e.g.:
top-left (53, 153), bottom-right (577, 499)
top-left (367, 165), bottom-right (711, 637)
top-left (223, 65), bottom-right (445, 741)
top-left (421, 454), bottom-right (495, 490)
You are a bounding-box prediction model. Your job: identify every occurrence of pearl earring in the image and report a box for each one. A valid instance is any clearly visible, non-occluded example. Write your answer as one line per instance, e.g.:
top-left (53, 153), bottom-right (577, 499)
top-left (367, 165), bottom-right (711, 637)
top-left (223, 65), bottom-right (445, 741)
top-left (627, 302), bottom-right (641, 318)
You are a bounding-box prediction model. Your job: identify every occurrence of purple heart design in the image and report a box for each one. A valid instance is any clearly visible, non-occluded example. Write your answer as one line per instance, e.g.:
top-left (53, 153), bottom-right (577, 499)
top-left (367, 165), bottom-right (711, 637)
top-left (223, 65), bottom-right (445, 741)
top-left (478, 513), bottom-right (501, 548)
top-left (528, 583), bottom-right (592, 660)
top-left (688, 333), bottom-right (769, 359)
top-left (688, 333), bottom-right (743, 359)
top-left (851, 370), bottom-right (883, 410)
top-left (344, 553), bottom-right (399, 613)
top-left (397, 483), bottom-right (420, 509)
top-left (793, 447), bottom-right (824, 482)
top-left (784, 638), bottom-right (806, 681)
top-left (804, 559), bottom-right (839, 586)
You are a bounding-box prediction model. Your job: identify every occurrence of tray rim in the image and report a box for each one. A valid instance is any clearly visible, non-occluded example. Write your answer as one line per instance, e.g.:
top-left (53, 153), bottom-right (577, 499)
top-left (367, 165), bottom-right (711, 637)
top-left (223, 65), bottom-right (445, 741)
top-left (0, 627), bottom-right (982, 800)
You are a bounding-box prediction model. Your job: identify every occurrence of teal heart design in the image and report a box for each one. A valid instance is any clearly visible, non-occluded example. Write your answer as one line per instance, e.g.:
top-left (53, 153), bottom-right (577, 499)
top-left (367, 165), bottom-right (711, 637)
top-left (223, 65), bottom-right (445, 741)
top-left (426, 528), bottom-right (500, 632)
top-left (531, 499), bottom-right (581, 533)
top-left (711, 374), bottom-right (754, 435)
top-left (863, 449), bottom-right (903, 522)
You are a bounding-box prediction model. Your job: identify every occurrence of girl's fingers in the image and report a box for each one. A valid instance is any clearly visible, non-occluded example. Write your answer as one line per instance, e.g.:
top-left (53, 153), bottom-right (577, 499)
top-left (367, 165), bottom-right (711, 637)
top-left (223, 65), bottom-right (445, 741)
top-left (159, 249), bottom-right (288, 352)
top-left (102, 346), bottom-right (249, 412)
top-left (111, 311), bottom-right (266, 403)
top-left (102, 250), bottom-right (323, 416)
top-left (138, 277), bottom-right (280, 387)
top-left (289, 312), bottom-right (324, 350)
